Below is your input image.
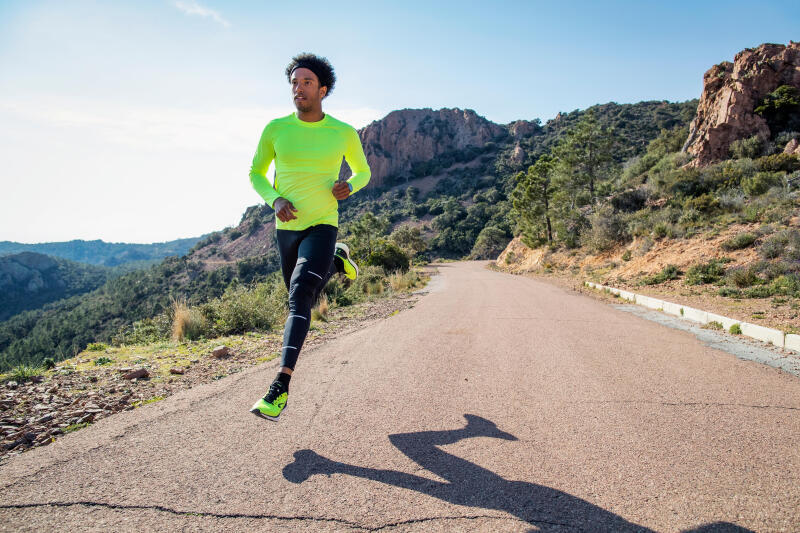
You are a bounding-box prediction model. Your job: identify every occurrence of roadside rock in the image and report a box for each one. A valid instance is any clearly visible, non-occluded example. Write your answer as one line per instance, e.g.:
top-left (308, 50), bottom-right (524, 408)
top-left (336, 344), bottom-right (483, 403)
top-left (212, 346), bottom-right (231, 358)
top-left (122, 368), bottom-right (149, 380)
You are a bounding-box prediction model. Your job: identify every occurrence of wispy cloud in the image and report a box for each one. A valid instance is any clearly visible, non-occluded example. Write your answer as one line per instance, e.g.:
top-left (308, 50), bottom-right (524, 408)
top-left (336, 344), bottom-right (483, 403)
top-left (174, 1), bottom-right (230, 28)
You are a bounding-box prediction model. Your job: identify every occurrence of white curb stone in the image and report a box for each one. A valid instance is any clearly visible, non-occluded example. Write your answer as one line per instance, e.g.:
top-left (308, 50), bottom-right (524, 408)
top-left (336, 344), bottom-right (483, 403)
top-left (617, 290), bottom-right (636, 302)
top-left (740, 322), bottom-right (785, 348)
top-left (681, 306), bottom-right (709, 324)
top-left (661, 301), bottom-right (684, 318)
top-left (584, 283), bottom-right (798, 354)
top-left (785, 334), bottom-right (800, 352)
top-left (635, 294), bottom-right (663, 310)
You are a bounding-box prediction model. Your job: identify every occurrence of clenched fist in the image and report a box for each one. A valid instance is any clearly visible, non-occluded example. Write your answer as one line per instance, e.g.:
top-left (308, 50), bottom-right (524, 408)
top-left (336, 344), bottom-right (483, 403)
top-left (273, 197), bottom-right (298, 222)
top-left (332, 181), bottom-right (351, 200)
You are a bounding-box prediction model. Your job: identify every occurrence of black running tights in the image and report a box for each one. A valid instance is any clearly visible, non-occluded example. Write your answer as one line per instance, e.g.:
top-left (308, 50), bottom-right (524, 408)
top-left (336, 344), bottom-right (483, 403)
top-left (275, 224), bottom-right (338, 371)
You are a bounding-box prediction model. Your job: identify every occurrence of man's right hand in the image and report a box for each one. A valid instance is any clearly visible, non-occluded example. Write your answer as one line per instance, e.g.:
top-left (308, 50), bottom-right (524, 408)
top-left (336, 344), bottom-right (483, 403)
top-left (273, 197), bottom-right (298, 222)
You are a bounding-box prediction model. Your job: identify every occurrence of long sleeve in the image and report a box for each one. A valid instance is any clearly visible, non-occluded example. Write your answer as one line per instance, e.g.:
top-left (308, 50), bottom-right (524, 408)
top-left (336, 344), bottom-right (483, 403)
top-left (343, 127), bottom-right (371, 194)
top-left (249, 124), bottom-right (281, 208)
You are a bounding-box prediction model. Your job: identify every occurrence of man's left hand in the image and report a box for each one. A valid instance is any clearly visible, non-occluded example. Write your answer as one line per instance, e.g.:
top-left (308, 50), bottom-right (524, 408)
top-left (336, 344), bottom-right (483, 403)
top-left (332, 182), bottom-right (350, 200)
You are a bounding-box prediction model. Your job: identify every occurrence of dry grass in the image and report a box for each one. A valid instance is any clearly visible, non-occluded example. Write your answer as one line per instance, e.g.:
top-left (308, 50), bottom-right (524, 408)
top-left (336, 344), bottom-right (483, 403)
top-left (171, 297), bottom-right (206, 341)
top-left (388, 270), bottom-right (422, 291)
top-left (311, 294), bottom-right (329, 322)
top-left (366, 280), bottom-right (384, 295)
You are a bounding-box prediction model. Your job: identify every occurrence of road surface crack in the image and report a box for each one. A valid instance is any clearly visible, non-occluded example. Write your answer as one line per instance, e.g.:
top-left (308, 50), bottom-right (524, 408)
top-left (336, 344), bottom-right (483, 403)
top-left (579, 400), bottom-right (800, 411)
top-left (0, 501), bottom-right (576, 530)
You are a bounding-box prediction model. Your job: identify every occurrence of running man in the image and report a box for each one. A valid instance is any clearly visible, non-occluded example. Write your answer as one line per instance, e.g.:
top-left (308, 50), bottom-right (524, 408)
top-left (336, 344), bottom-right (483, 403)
top-left (248, 53), bottom-right (370, 421)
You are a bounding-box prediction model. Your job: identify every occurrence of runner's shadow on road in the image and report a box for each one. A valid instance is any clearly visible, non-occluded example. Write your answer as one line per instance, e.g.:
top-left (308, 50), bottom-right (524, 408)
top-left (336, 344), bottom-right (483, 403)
top-left (283, 414), bottom-right (752, 532)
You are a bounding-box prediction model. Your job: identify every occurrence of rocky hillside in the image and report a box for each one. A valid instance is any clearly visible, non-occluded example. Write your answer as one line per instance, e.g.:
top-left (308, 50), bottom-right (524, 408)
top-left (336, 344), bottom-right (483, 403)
top-left (499, 41), bottom-right (800, 336)
top-left (0, 252), bottom-right (111, 322)
top-left (683, 41), bottom-right (800, 166)
top-left (344, 108), bottom-right (506, 188)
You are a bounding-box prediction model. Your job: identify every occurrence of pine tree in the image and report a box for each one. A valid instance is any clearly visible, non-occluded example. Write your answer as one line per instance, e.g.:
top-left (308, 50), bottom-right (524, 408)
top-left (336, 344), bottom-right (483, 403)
top-left (511, 155), bottom-right (556, 247)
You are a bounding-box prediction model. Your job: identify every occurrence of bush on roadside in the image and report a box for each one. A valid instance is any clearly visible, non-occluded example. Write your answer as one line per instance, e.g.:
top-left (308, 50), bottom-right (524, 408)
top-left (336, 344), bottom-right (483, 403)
top-left (685, 259), bottom-right (726, 285)
top-left (365, 240), bottom-right (410, 273)
top-left (639, 264), bottom-right (680, 285)
top-left (198, 276), bottom-right (287, 338)
top-left (726, 265), bottom-right (760, 288)
top-left (586, 206), bottom-right (629, 252)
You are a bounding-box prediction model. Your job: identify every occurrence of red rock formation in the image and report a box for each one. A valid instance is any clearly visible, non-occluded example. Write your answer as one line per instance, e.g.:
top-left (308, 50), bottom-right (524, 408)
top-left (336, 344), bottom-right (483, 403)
top-left (342, 108), bottom-right (505, 188)
top-left (682, 42), bottom-right (800, 166)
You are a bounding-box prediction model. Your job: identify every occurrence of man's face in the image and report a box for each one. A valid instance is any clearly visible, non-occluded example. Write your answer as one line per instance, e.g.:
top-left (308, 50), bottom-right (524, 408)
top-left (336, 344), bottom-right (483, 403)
top-left (290, 67), bottom-right (327, 112)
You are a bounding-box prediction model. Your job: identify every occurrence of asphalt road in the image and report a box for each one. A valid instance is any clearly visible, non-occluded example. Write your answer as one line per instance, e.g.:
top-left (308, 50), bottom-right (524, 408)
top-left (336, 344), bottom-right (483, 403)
top-left (2, 261), bottom-right (799, 532)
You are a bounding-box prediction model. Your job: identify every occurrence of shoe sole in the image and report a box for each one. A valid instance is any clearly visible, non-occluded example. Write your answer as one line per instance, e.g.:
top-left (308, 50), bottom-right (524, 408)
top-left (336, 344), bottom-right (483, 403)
top-left (249, 404), bottom-right (286, 422)
top-left (335, 243), bottom-right (359, 279)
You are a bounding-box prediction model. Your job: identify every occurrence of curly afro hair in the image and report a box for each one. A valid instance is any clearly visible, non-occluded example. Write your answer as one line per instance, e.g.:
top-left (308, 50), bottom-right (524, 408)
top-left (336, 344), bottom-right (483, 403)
top-left (285, 53), bottom-right (336, 98)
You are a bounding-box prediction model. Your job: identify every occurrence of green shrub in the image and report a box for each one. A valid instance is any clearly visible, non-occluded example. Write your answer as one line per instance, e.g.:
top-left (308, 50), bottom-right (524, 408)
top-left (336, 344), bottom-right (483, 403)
top-left (87, 342), bottom-right (108, 351)
top-left (729, 135), bottom-right (764, 159)
top-left (721, 232), bottom-right (756, 251)
top-left (685, 259), bottom-right (726, 285)
top-left (705, 321), bottom-right (723, 330)
top-left (93, 356), bottom-right (113, 366)
top-left (760, 229), bottom-right (800, 260)
top-left (743, 286), bottom-right (773, 298)
top-left (729, 323), bottom-right (742, 334)
top-left (622, 250), bottom-right (632, 261)
top-left (365, 240), bottom-right (410, 272)
top-left (587, 207), bottom-right (628, 252)
top-left (769, 274), bottom-right (800, 296)
top-left (113, 314), bottom-right (172, 346)
top-left (684, 193), bottom-right (719, 213)
top-left (742, 171), bottom-right (784, 196)
top-left (653, 222), bottom-right (669, 239)
top-left (754, 85), bottom-right (800, 134)
top-left (199, 277), bottom-right (287, 337)
top-left (718, 287), bottom-right (742, 298)
top-left (754, 153), bottom-right (800, 173)
top-left (640, 264), bottom-right (680, 285)
top-left (726, 265), bottom-right (759, 288)
top-left (741, 205), bottom-right (763, 223)
top-left (42, 357), bottom-right (56, 370)
top-left (4, 364), bottom-right (43, 383)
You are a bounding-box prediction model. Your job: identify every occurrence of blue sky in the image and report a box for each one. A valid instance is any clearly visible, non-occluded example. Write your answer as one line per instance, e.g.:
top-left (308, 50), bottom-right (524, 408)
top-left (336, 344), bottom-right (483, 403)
top-left (1, 0), bottom-right (797, 244)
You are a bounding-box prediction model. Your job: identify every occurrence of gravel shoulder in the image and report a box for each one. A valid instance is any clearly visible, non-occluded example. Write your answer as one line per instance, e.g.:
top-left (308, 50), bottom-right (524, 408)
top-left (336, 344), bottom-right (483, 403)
top-left (0, 268), bottom-right (434, 465)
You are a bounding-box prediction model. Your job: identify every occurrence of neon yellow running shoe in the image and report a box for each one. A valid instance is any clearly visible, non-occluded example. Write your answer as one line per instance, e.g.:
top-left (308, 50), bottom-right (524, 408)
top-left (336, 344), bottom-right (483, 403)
top-left (334, 243), bottom-right (359, 280)
top-left (250, 381), bottom-right (288, 421)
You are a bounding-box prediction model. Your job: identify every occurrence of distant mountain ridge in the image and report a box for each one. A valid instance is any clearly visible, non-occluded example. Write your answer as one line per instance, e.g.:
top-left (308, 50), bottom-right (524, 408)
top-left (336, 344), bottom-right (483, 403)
top-left (0, 236), bottom-right (206, 267)
top-left (0, 252), bottom-right (112, 322)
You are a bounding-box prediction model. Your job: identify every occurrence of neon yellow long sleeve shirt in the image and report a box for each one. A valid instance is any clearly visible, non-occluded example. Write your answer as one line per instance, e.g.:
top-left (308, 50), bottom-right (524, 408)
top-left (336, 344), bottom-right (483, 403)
top-left (249, 112), bottom-right (371, 231)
